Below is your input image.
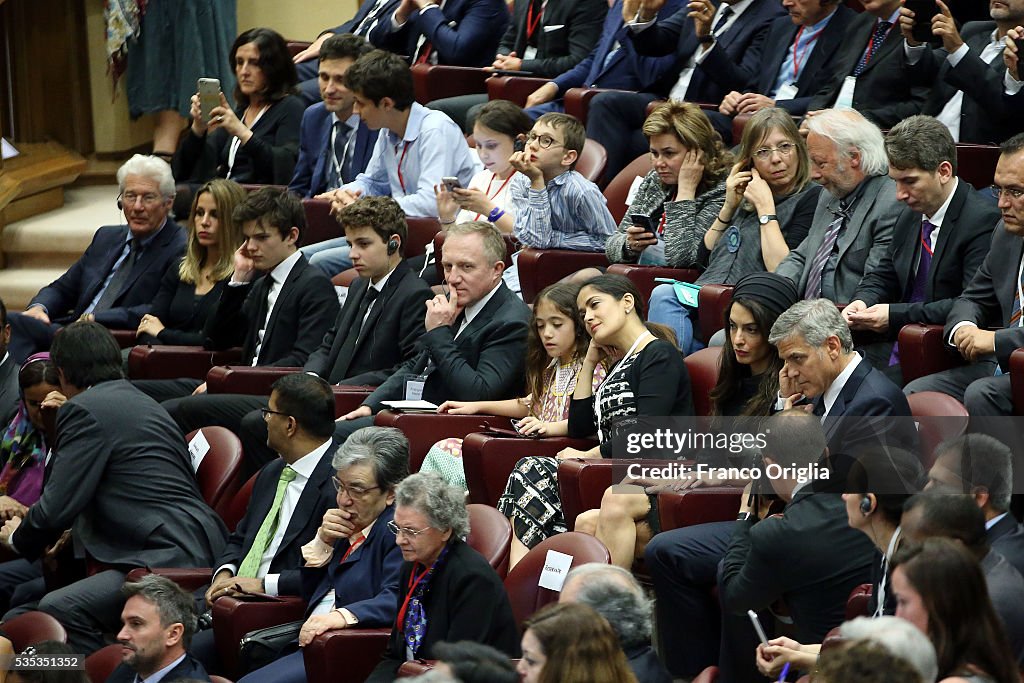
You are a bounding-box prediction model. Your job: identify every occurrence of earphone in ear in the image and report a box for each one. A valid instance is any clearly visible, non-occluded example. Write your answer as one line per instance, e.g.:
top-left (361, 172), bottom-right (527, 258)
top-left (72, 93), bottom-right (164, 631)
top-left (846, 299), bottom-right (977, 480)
top-left (117, 198), bottom-right (124, 210)
top-left (860, 496), bottom-right (873, 515)
top-left (387, 237), bottom-right (400, 255)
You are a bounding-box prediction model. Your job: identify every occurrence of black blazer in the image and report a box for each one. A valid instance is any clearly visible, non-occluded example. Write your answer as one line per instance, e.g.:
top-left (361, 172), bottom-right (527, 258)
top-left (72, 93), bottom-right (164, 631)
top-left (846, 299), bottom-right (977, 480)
top-left (989, 514), bottom-right (1024, 579)
top-left (853, 180), bottom-right (1001, 335)
top-left (808, 11), bottom-right (929, 128)
top-left (15, 380), bottom-right (227, 567)
top-left (138, 258), bottom-right (227, 346)
top-left (631, 0), bottom-right (786, 102)
top-left (364, 282), bottom-right (531, 411)
top-left (304, 260), bottom-right (432, 386)
top-left (497, 0), bottom-right (607, 78)
top-left (288, 103), bottom-right (377, 198)
top-left (0, 356), bottom-right (20, 428)
top-left (30, 223), bottom-right (186, 329)
top-left (106, 654), bottom-right (210, 683)
top-left (204, 254), bottom-right (340, 367)
top-left (215, 446), bottom-right (336, 596)
top-left (720, 490), bottom-right (876, 644)
top-left (913, 21), bottom-right (1023, 145)
top-left (173, 96), bottom-right (305, 185)
top-left (368, 0), bottom-right (511, 67)
top-left (944, 224), bottom-right (1024, 370)
top-left (366, 540), bottom-right (520, 682)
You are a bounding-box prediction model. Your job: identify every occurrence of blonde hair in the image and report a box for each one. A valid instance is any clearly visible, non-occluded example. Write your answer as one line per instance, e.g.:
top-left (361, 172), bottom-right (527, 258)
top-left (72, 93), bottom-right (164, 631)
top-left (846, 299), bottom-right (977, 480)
top-left (642, 100), bottom-right (732, 194)
top-left (735, 107), bottom-right (811, 193)
top-left (179, 179), bottom-right (247, 284)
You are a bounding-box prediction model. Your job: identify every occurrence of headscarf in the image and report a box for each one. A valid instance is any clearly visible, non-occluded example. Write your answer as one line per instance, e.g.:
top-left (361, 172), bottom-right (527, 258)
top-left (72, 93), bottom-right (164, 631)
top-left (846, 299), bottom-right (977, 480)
top-left (0, 353), bottom-right (51, 496)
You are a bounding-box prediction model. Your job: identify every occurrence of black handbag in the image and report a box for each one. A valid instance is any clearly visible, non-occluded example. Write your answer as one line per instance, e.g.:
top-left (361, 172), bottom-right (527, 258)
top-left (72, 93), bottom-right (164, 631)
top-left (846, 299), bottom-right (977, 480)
top-left (237, 619), bottom-right (303, 674)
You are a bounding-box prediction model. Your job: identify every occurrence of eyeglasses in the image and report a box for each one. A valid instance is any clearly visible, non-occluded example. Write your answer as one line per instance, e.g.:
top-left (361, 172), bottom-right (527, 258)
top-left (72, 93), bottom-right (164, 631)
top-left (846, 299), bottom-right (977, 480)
top-left (526, 132), bottom-right (563, 150)
top-left (387, 520), bottom-right (431, 537)
top-left (120, 192), bottom-right (164, 206)
top-left (752, 142), bottom-right (797, 161)
top-left (331, 476), bottom-right (380, 498)
top-left (260, 407), bottom-right (290, 420)
top-left (990, 184), bottom-right (1024, 201)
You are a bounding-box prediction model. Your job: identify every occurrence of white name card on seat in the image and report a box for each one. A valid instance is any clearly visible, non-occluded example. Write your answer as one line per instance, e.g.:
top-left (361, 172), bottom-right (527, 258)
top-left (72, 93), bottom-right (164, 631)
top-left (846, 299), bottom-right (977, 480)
top-left (188, 430), bottom-right (212, 472)
top-left (538, 549), bottom-right (573, 591)
top-left (624, 175), bottom-right (645, 207)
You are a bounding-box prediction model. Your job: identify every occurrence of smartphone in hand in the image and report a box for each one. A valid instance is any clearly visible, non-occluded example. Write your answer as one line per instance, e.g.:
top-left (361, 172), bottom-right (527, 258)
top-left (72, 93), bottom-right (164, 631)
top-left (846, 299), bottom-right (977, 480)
top-left (904, 0), bottom-right (939, 44)
top-left (442, 176), bottom-right (461, 193)
top-left (198, 78), bottom-right (221, 123)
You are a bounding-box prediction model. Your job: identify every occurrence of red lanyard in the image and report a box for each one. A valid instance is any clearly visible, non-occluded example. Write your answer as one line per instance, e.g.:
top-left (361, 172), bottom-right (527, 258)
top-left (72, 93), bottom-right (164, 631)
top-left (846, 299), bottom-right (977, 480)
top-left (791, 25), bottom-right (826, 80)
top-left (862, 22), bottom-right (894, 68)
top-left (526, 0), bottom-right (544, 41)
top-left (396, 563), bottom-right (431, 627)
top-left (657, 212), bottom-right (667, 236)
top-left (396, 141), bottom-right (412, 193)
top-left (472, 172), bottom-right (515, 220)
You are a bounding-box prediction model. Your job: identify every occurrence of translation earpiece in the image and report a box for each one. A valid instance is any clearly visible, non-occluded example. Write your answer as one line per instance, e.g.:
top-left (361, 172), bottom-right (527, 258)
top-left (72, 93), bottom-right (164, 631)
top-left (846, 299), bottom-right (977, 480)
top-left (117, 199), bottom-right (124, 210)
top-left (860, 496), bottom-right (872, 515)
top-left (387, 237), bottom-right (400, 255)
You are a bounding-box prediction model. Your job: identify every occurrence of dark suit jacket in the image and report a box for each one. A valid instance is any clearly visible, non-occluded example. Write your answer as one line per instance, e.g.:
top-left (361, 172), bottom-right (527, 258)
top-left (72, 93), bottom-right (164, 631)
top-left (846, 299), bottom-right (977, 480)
top-left (551, 0), bottom-right (685, 94)
top-left (333, 0), bottom-right (403, 36)
top-left (989, 514), bottom-right (1024, 579)
top-left (137, 258), bottom-right (227, 347)
top-left (982, 549), bottom-right (1024, 662)
top-left (304, 260), bottom-right (432, 386)
top-left (626, 643), bottom-right (674, 683)
top-left (808, 11), bottom-right (929, 128)
top-left (369, 0), bottom-right (511, 67)
top-left (173, 96), bottom-right (305, 185)
top-left (30, 222), bottom-right (186, 329)
top-left (853, 179), bottom-right (1000, 335)
top-left (363, 282), bottom-right (531, 411)
top-left (215, 446), bottom-right (336, 596)
top-left (944, 223), bottom-right (1024, 370)
top-left (743, 6), bottom-right (856, 116)
top-left (497, 0), bottom-right (606, 78)
top-left (105, 654), bottom-right (210, 683)
top-left (720, 490), bottom-right (876, 643)
top-left (366, 539), bottom-right (520, 682)
top-left (288, 104), bottom-right (376, 198)
top-left (300, 504), bottom-right (403, 626)
top-left (630, 0), bottom-right (786, 102)
top-left (0, 356), bottom-right (20, 428)
top-left (912, 21), bottom-right (1023, 145)
top-left (204, 254), bottom-right (340, 367)
top-left (14, 380), bottom-right (227, 566)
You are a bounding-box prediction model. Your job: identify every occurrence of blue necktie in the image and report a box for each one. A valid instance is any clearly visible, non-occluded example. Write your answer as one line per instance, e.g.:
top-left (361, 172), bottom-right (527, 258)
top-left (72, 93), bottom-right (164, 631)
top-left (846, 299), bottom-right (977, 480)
top-left (854, 20), bottom-right (892, 76)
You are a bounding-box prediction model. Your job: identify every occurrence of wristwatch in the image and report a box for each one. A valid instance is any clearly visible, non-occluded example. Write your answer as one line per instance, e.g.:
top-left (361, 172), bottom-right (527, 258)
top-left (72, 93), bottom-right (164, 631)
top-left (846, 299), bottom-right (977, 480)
top-left (736, 511), bottom-right (753, 521)
top-left (758, 214), bottom-right (778, 225)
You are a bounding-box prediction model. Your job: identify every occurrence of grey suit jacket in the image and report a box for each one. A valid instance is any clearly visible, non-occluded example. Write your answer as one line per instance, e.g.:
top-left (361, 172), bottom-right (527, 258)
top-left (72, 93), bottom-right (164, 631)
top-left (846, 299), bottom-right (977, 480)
top-left (944, 223), bottom-right (1024, 370)
top-left (0, 356), bottom-right (19, 428)
top-left (774, 174), bottom-right (909, 303)
top-left (14, 380), bottom-right (227, 566)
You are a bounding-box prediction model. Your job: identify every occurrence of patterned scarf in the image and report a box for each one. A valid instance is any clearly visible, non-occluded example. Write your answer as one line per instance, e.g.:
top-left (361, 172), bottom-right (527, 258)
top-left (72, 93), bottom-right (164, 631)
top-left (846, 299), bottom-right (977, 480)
top-left (402, 543), bottom-right (452, 658)
top-left (0, 351), bottom-right (50, 496)
top-left (104, 0), bottom-right (148, 86)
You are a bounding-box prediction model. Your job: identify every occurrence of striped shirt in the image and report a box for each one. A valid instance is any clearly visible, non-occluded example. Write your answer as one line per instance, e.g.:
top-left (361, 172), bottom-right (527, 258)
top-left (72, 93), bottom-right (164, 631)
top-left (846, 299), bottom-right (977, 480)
top-left (511, 170), bottom-right (616, 251)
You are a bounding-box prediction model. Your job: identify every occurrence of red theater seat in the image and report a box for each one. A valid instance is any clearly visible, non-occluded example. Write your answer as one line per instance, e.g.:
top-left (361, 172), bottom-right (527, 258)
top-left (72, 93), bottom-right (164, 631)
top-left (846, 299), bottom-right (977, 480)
top-left (897, 323), bottom-right (965, 385)
top-left (467, 504), bottom-right (513, 578)
top-left (372, 411), bottom-right (518, 472)
top-left (127, 345), bottom-right (243, 381)
top-left (486, 75), bottom-right (551, 107)
top-left (684, 347), bottom-right (723, 418)
top-left (411, 64), bottom-right (491, 104)
top-left (906, 391), bottom-right (969, 468)
top-left (606, 264), bottom-right (701, 303)
top-left (516, 247), bottom-right (609, 303)
top-left (212, 595), bottom-right (308, 679)
top-left (188, 426), bottom-right (245, 519)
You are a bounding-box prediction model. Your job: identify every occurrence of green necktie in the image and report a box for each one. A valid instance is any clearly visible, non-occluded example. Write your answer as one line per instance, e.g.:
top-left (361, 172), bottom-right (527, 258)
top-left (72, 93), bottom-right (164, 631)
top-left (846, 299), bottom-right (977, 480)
top-left (237, 466), bottom-right (297, 578)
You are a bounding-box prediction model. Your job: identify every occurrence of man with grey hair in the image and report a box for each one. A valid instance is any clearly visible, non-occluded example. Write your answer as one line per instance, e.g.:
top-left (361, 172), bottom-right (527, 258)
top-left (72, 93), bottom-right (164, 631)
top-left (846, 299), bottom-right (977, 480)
top-left (7, 154), bottom-right (185, 361)
top-left (107, 574), bottom-right (209, 682)
top-left (775, 110), bottom-right (910, 369)
top-left (843, 115), bottom-right (1000, 380)
top-left (560, 563), bottom-right (671, 683)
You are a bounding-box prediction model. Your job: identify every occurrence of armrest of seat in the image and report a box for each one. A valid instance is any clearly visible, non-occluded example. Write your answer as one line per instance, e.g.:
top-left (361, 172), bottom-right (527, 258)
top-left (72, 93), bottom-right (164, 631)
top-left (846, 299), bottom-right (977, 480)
top-left (732, 113), bottom-right (753, 145)
top-left (697, 283), bottom-right (734, 346)
top-left (212, 595), bottom-right (308, 679)
top-left (556, 458), bottom-right (616, 531)
top-left (332, 385), bottom-right (377, 417)
top-left (486, 75), bottom-right (552, 107)
top-left (656, 486), bottom-right (743, 532)
top-left (563, 87), bottom-right (624, 126)
top-left (373, 411), bottom-right (516, 471)
top-left (411, 64), bottom-right (491, 104)
top-left (462, 433), bottom-right (598, 506)
top-left (109, 330), bottom-right (137, 349)
top-left (301, 198), bottom-right (342, 248)
top-left (516, 248), bottom-right (609, 303)
top-left (207, 366), bottom-right (301, 395)
top-left (127, 346), bottom-right (243, 380)
top-left (125, 567), bottom-right (213, 592)
top-left (398, 660), bottom-right (437, 677)
top-left (1011, 348), bottom-right (1024, 416)
top-left (845, 583), bottom-right (874, 620)
top-left (897, 324), bottom-right (964, 385)
top-left (286, 41), bottom-right (312, 58)
top-left (303, 628), bottom-right (392, 683)
top-left (605, 264), bottom-right (700, 303)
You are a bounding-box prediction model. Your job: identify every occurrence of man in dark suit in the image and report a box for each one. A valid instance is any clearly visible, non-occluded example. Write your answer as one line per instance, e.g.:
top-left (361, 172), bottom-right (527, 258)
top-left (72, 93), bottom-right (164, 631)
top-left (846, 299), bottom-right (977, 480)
top-left (904, 134), bottom-right (1024, 416)
top-left (190, 374), bottom-right (338, 671)
top-left (900, 0), bottom-right (1024, 144)
top-left (708, 0), bottom-right (856, 131)
top-left (107, 575), bottom-right (211, 683)
top-left (289, 34), bottom-right (377, 199)
top-left (844, 115), bottom-right (1001, 379)
top-left (7, 155), bottom-right (185, 362)
top-left (137, 188), bottom-right (339, 440)
top-left (0, 323), bottom-right (227, 653)
top-left (586, 0), bottom-right (786, 177)
top-left (428, 0), bottom-right (607, 129)
top-left (522, 0), bottom-right (685, 117)
top-left (172, 197), bottom-right (432, 470)
top-left (805, 0), bottom-right (928, 129)
top-left (368, 0), bottom-right (511, 68)
top-left (0, 299), bottom-right (20, 426)
top-left (925, 433), bottom-right (1024, 577)
top-left (334, 221), bottom-right (531, 443)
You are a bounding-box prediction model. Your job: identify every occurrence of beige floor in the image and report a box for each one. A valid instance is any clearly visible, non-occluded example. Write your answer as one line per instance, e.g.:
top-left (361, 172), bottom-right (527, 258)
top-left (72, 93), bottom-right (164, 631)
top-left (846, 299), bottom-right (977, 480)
top-left (0, 184), bottom-right (120, 310)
